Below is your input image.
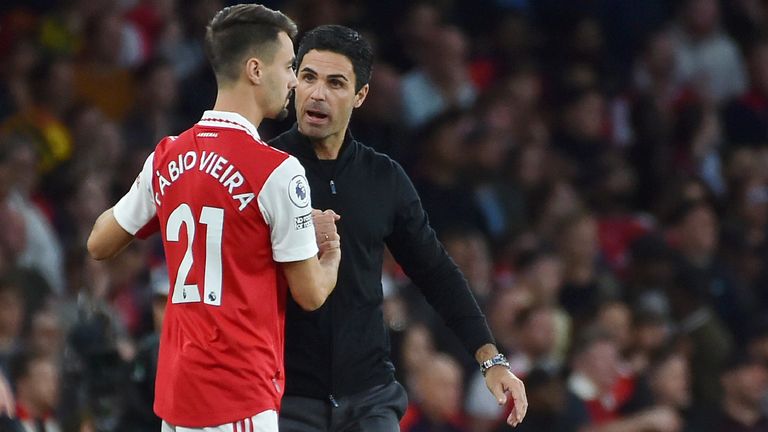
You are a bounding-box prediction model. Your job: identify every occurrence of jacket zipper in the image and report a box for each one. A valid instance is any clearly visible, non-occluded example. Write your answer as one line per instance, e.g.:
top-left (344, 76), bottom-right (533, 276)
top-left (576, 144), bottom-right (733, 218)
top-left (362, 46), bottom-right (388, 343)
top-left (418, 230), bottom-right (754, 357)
top-left (330, 179), bottom-right (337, 195)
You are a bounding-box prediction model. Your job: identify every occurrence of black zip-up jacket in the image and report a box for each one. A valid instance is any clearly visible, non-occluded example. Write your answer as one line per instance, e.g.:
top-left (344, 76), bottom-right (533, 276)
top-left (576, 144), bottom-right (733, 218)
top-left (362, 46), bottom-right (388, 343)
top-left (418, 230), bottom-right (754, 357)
top-left (270, 125), bottom-right (494, 400)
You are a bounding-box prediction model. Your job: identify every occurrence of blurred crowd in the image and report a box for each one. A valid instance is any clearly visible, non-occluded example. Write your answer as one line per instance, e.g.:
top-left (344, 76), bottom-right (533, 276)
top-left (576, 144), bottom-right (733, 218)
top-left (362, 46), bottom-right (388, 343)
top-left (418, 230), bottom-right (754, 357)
top-left (3, 0), bottom-right (768, 431)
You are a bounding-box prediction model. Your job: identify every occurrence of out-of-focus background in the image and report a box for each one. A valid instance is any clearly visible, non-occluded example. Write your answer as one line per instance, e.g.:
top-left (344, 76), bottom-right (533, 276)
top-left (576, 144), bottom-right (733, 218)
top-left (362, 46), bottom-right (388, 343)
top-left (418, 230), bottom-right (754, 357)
top-left (2, 0), bottom-right (768, 431)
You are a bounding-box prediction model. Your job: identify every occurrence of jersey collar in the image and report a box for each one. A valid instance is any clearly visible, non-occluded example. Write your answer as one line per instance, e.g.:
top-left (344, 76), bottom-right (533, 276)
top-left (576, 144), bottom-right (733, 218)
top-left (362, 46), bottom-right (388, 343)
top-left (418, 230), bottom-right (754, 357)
top-left (198, 110), bottom-right (262, 141)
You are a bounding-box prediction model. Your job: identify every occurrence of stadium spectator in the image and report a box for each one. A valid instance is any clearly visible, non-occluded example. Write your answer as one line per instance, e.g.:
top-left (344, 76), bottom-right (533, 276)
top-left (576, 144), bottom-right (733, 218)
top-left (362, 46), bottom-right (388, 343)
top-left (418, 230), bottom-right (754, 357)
top-left (9, 351), bottom-right (61, 432)
top-left (692, 351), bottom-right (768, 432)
top-left (410, 109), bottom-right (487, 236)
top-left (555, 211), bottom-right (620, 331)
top-left (400, 353), bottom-right (468, 432)
top-left (725, 37), bottom-right (768, 147)
top-left (401, 26), bottom-right (477, 129)
top-left (563, 328), bottom-right (682, 432)
top-left (671, 0), bottom-right (747, 103)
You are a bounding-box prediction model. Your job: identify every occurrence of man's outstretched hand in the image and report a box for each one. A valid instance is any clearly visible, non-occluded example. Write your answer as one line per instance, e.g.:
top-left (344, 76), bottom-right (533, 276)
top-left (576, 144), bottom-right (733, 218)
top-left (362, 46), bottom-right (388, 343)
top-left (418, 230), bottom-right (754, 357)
top-left (485, 365), bottom-right (528, 427)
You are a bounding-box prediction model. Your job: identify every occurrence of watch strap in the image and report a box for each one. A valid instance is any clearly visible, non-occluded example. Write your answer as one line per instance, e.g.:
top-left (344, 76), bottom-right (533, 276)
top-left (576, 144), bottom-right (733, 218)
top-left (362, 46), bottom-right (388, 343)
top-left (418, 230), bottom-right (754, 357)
top-left (480, 353), bottom-right (510, 377)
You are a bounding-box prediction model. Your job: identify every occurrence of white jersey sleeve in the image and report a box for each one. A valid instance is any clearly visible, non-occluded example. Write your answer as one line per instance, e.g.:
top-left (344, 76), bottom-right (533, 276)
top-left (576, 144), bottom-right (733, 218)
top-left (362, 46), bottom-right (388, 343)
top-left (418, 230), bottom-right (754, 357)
top-left (258, 156), bottom-right (319, 262)
top-left (114, 152), bottom-right (157, 235)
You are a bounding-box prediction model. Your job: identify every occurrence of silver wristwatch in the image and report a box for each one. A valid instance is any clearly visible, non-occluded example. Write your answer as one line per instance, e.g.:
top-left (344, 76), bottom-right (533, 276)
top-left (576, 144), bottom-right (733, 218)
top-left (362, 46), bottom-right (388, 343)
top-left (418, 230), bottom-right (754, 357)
top-left (480, 353), bottom-right (510, 377)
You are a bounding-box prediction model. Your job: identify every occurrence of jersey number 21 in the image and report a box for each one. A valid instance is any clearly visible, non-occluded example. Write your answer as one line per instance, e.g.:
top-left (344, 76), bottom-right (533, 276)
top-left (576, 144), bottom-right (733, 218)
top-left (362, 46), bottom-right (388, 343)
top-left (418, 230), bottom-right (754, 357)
top-left (166, 204), bottom-right (224, 306)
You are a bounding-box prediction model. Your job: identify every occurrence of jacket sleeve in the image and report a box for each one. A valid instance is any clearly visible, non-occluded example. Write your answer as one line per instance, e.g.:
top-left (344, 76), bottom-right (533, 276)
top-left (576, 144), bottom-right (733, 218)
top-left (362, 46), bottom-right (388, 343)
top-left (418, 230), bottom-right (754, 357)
top-left (384, 162), bottom-right (494, 356)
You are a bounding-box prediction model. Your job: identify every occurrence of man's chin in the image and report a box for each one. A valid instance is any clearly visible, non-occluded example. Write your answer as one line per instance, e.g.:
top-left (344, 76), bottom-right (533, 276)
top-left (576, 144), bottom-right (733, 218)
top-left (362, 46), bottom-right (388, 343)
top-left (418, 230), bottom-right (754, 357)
top-left (297, 120), bottom-right (327, 138)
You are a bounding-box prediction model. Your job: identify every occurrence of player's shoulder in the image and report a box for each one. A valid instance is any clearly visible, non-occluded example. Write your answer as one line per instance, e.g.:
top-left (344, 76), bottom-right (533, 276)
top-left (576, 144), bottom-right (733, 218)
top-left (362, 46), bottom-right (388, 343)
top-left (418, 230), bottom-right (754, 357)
top-left (249, 137), bottom-right (295, 175)
top-left (255, 136), bottom-right (291, 158)
top-left (151, 129), bottom-right (193, 160)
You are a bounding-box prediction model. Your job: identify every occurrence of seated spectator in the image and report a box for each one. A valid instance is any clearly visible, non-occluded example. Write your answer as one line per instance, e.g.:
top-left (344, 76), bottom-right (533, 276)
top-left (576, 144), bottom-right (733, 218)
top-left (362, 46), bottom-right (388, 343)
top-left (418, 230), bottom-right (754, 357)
top-left (551, 86), bottom-right (610, 190)
top-left (624, 234), bottom-right (676, 318)
top-left (72, 10), bottom-right (137, 121)
top-left (666, 262), bottom-right (733, 408)
top-left (401, 353), bottom-right (467, 432)
top-left (667, 199), bottom-right (753, 340)
top-left (0, 58), bottom-right (75, 175)
top-left (670, 101), bottom-right (725, 197)
top-left (724, 37), bottom-right (768, 147)
top-left (440, 228), bottom-right (494, 306)
top-left (8, 351), bottom-right (60, 432)
top-left (401, 26), bottom-right (477, 129)
top-left (690, 351), bottom-right (768, 432)
top-left (562, 328), bottom-right (683, 432)
top-left (622, 348), bottom-right (695, 431)
top-left (3, 134), bottom-right (65, 295)
top-left (410, 110), bottom-right (486, 237)
top-left (513, 248), bottom-right (571, 363)
top-left (671, 0), bottom-right (747, 103)
top-left (392, 322), bottom-right (437, 394)
top-left (626, 309), bottom-right (675, 374)
top-left (555, 210), bottom-right (620, 331)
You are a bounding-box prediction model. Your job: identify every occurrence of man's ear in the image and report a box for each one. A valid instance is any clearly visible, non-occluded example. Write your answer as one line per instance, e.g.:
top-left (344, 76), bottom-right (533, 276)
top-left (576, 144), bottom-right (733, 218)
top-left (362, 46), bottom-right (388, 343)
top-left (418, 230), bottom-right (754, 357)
top-left (245, 57), bottom-right (263, 85)
top-left (353, 83), bottom-right (370, 108)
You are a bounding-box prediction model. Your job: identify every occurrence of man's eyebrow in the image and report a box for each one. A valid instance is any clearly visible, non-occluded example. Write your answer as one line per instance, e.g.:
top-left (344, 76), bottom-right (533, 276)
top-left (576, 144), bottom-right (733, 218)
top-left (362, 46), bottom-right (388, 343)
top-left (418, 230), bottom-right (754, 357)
top-left (299, 67), bottom-right (350, 82)
top-left (327, 74), bottom-right (349, 82)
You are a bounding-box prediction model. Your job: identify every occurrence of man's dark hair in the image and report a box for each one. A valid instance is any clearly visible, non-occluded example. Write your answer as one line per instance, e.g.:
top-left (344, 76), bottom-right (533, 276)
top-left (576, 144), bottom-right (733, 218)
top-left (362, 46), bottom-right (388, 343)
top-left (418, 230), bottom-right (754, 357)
top-left (204, 4), bottom-right (298, 84)
top-left (297, 25), bottom-right (373, 92)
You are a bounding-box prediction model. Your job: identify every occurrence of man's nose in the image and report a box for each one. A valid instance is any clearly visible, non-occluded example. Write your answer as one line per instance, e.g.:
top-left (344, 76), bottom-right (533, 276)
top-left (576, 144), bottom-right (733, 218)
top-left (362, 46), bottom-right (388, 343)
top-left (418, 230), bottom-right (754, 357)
top-left (310, 84), bottom-right (327, 101)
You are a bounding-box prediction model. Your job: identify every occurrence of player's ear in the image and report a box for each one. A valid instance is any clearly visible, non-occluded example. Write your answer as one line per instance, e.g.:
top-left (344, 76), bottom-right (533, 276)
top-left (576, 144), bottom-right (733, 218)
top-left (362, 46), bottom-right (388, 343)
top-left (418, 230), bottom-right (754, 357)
top-left (353, 83), bottom-right (369, 109)
top-left (245, 57), bottom-right (263, 85)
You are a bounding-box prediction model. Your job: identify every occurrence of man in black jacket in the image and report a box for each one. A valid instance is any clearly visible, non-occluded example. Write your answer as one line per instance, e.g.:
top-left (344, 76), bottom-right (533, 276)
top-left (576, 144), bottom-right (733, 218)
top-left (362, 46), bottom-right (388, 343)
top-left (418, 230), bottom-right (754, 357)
top-left (270, 25), bottom-right (527, 431)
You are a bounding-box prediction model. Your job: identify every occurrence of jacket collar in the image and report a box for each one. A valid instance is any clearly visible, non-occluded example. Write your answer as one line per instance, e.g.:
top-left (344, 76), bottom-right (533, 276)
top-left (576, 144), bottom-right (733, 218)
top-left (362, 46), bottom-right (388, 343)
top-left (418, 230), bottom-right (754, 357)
top-left (281, 123), bottom-right (358, 168)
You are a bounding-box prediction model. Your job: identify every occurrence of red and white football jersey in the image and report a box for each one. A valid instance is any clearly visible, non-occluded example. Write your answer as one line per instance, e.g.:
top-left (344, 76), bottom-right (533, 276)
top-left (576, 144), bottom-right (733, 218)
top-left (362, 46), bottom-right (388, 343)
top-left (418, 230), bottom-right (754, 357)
top-left (113, 110), bottom-right (318, 427)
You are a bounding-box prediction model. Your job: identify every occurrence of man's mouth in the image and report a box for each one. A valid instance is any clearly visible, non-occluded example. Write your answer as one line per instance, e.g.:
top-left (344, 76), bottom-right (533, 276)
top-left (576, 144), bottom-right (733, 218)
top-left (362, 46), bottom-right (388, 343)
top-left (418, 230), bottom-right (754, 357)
top-left (306, 110), bottom-right (329, 121)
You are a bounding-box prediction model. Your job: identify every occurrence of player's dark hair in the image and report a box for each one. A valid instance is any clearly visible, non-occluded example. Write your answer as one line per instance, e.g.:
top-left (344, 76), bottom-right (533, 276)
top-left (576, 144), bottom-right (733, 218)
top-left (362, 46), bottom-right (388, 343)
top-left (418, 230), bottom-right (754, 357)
top-left (297, 25), bottom-right (373, 93)
top-left (204, 4), bottom-right (297, 85)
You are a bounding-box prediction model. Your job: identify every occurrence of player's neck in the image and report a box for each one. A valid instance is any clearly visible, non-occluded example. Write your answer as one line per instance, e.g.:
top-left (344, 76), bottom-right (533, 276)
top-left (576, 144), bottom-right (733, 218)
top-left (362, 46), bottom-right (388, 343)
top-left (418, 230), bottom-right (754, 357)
top-left (213, 87), bottom-right (264, 129)
top-left (311, 130), bottom-right (346, 160)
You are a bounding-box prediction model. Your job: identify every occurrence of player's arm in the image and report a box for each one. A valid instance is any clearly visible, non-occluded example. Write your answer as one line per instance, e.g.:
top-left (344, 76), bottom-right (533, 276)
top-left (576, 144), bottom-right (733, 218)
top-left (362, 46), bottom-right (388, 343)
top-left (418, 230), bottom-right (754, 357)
top-left (282, 226), bottom-right (340, 310)
top-left (261, 157), bottom-right (341, 311)
top-left (87, 208), bottom-right (134, 260)
top-left (87, 153), bottom-right (157, 261)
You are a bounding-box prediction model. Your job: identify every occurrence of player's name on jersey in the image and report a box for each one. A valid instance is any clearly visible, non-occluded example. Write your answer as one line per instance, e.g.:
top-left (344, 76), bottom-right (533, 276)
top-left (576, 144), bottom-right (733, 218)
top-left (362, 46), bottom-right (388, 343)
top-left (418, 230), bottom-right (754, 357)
top-left (154, 150), bottom-right (255, 211)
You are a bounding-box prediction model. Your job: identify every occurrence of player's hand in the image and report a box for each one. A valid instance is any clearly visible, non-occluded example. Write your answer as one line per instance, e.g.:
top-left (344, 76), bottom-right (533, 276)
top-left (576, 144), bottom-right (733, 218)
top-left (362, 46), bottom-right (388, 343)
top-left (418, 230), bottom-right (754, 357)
top-left (485, 366), bottom-right (527, 427)
top-left (312, 209), bottom-right (340, 255)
